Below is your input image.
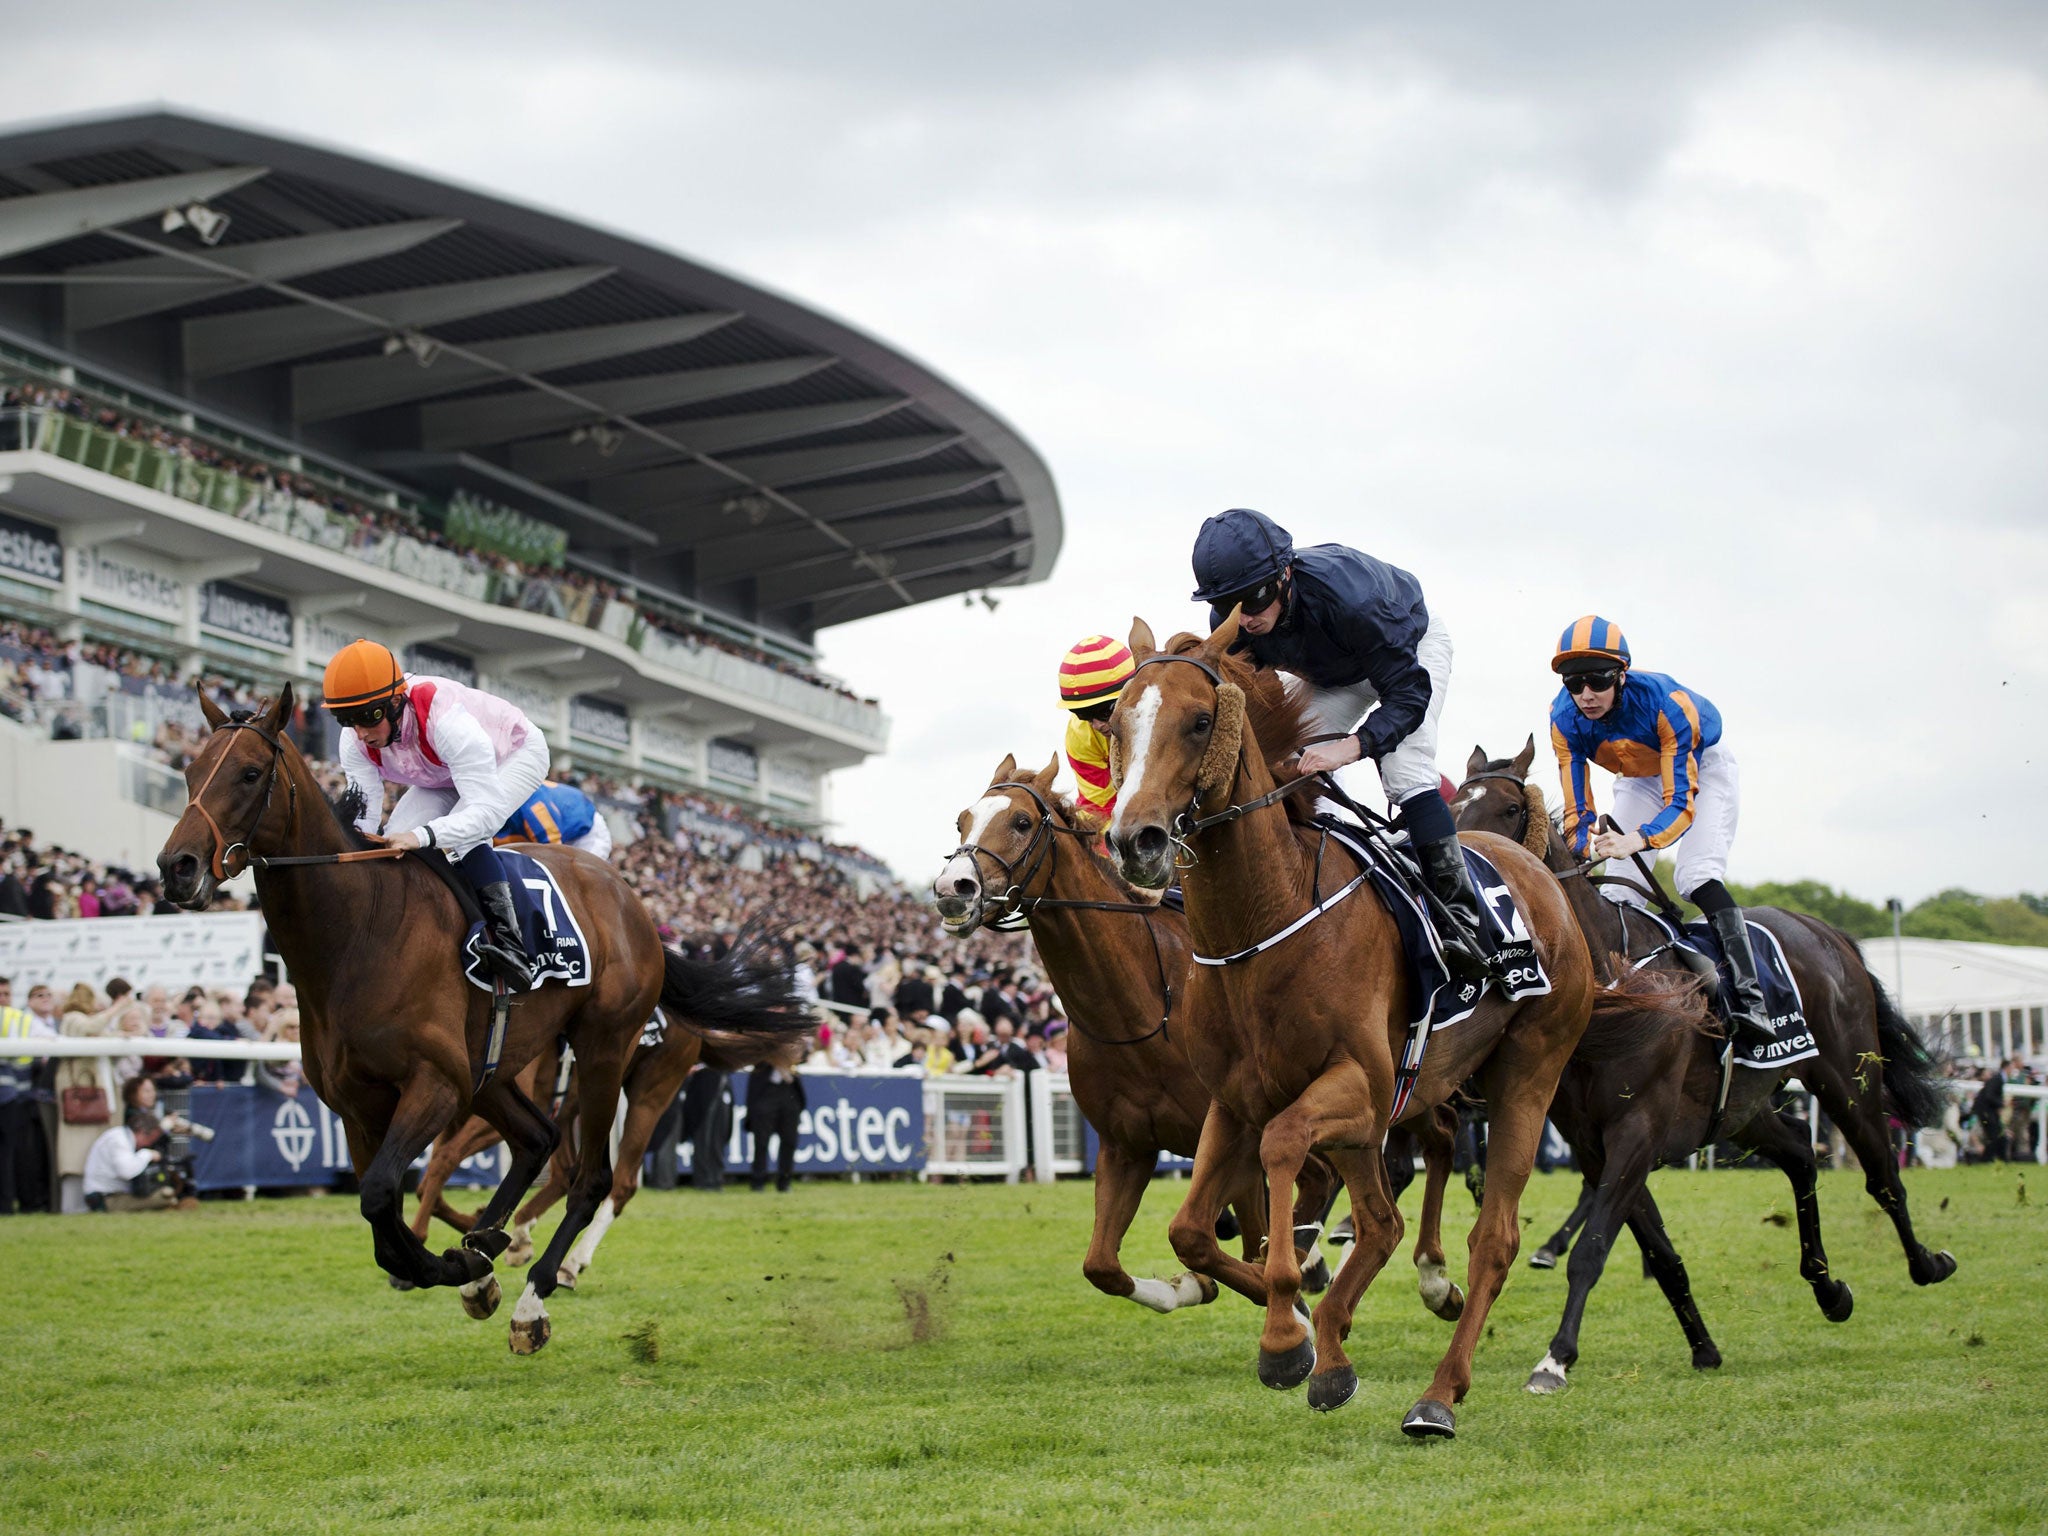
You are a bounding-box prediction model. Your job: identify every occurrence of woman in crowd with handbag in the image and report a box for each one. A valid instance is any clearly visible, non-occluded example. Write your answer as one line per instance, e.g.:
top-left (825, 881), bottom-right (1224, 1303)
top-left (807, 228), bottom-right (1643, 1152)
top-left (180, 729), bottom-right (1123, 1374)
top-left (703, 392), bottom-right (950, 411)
top-left (55, 980), bottom-right (146, 1206)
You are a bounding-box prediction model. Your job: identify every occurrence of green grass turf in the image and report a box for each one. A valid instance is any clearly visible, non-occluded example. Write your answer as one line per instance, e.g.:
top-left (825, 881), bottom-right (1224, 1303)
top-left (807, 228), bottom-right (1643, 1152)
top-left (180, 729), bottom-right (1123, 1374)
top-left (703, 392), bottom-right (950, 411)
top-left (8, 1163), bottom-right (2044, 1535)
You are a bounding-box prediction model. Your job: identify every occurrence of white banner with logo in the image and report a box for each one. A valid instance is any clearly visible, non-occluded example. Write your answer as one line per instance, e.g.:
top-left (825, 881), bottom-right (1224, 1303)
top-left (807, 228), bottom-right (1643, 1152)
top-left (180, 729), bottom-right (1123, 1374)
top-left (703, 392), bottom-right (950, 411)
top-left (0, 913), bottom-right (267, 994)
top-left (73, 544), bottom-right (187, 623)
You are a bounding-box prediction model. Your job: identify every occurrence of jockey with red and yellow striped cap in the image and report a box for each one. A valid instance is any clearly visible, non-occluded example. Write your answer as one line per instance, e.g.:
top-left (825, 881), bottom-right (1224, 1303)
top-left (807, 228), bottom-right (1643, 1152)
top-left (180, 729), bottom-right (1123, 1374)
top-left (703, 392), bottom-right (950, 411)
top-left (1058, 635), bottom-right (1136, 823)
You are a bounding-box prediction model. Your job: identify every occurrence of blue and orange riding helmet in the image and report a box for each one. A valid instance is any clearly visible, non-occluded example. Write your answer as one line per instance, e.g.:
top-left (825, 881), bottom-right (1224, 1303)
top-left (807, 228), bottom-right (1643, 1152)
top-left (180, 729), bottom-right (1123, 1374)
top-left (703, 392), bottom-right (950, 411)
top-left (1551, 615), bottom-right (1631, 675)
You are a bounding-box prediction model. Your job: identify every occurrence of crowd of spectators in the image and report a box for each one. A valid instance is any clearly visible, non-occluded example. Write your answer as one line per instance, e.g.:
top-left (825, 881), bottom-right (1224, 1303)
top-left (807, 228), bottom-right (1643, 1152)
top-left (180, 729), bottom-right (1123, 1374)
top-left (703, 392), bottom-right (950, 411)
top-left (3, 375), bottom-right (878, 707)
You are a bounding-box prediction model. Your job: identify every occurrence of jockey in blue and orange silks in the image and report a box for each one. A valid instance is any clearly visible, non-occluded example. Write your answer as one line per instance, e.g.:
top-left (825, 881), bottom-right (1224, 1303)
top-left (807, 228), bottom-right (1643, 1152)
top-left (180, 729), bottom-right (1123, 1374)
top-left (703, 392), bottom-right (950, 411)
top-left (1548, 614), bottom-right (1771, 1043)
top-left (496, 779), bottom-right (614, 862)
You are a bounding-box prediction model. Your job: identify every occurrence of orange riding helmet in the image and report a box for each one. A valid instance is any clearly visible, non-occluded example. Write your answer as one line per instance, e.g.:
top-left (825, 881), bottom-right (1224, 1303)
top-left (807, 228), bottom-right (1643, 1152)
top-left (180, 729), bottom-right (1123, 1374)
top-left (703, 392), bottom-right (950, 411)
top-left (322, 639), bottom-right (408, 716)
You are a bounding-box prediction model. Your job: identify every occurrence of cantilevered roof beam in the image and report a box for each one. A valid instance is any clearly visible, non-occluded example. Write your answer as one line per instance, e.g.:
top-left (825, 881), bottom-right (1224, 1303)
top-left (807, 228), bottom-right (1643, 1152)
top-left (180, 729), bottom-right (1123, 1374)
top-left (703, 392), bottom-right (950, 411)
top-left (64, 217), bottom-right (461, 330)
top-left (291, 313), bottom-right (729, 422)
top-left (0, 165), bottom-right (267, 262)
top-left (182, 263), bottom-right (613, 377)
top-left (508, 397), bottom-right (908, 482)
top-left (694, 502), bottom-right (1022, 582)
top-left (417, 356), bottom-right (827, 451)
top-left (760, 536), bottom-right (1031, 609)
top-left (596, 433), bottom-right (960, 515)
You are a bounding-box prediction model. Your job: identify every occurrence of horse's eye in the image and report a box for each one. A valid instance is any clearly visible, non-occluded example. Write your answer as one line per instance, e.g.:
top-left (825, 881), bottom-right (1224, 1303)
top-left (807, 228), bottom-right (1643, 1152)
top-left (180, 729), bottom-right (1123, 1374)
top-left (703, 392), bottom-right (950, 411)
top-left (241, 768), bottom-right (261, 784)
top-left (1193, 714), bottom-right (1213, 734)
top-left (1012, 814), bottom-right (1033, 834)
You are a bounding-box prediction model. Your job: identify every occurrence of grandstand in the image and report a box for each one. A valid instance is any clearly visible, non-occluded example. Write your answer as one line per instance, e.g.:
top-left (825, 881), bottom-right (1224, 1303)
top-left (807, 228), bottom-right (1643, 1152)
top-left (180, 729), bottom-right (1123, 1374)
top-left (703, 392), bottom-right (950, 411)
top-left (0, 108), bottom-right (1060, 865)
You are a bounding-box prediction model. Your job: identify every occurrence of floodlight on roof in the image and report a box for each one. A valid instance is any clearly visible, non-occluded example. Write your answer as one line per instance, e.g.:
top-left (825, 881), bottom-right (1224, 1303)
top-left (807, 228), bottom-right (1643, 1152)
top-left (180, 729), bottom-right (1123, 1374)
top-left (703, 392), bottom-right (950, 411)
top-left (160, 201), bottom-right (231, 246)
top-left (570, 423), bottom-right (623, 456)
top-left (720, 492), bottom-right (773, 524)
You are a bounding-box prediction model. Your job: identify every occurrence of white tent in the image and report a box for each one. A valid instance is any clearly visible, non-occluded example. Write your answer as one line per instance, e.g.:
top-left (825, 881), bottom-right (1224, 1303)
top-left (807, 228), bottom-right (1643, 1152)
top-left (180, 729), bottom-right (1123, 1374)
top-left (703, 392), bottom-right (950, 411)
top-left (1857, 937), bottom-right (2048, 1061)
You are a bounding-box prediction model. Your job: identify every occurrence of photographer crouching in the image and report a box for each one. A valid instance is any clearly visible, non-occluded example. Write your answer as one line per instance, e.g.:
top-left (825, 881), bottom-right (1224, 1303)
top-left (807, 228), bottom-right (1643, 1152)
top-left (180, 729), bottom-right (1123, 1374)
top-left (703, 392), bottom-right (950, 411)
top-left (82, 1079), bottom-right (203, 1212)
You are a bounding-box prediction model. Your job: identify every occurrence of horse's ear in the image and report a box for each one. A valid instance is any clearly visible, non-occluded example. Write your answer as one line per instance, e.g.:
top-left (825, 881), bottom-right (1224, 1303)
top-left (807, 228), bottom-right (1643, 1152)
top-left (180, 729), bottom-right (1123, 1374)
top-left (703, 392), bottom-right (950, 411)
top-left (989, 752), bottom-right (1018, 787)
top-left (1201, 605), bottom-right (1242, 661)
top-left (262, 683), bottom-right (295, 737)
top-left (1034, 754), bottom-right (1060, 791)
top-left (1127, 617), bottom-right (1156, 659)
top-left (1466, 744), bottom-right (1489, 779)
top-left (1511, 733), bottom-right (1536, 779)
top-left (196, 684), bottom-right (230, 731)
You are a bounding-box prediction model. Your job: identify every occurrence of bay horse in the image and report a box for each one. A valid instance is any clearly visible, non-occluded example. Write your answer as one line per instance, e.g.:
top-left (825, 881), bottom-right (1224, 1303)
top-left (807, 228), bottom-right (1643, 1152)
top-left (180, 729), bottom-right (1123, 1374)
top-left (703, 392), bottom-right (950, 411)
top-left (1102, 614), bottom-right (1690, 1437)
top-left (933, 755), bottom-right (1465, 1320)
top-left (1452, 739), bottom-right (1956, 1392)
top-left (410, 1022), bottom-right (707, 1290)
top-left (156, 686), bottom-right (811, 1353)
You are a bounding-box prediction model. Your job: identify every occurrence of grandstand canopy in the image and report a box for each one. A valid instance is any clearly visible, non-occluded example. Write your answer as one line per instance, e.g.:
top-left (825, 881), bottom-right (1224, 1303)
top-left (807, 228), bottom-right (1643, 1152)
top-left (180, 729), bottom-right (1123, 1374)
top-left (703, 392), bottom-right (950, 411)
top-left (0, 109), bottom-right (1061, 643)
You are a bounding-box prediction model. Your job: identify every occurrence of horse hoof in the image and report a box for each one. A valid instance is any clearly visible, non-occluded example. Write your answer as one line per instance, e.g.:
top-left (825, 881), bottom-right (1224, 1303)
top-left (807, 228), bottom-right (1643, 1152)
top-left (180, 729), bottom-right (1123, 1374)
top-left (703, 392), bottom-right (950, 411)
top-left (1429, 1282), bottom-right (1466, 1323)
top-left (1308, 1365), bottom-right (1358, 1413)
top-left (1528, 1248), bottom-right (1558, 1270)
top-left (1302, 1253), bottom-right (1332, 1295)
top-left (1175, 1271), bottom-right (1219, 1306)
top-left (387, 1275), bottom-right (416, 1292)
top-left (1692, 1343), bottom-right (1723, 1371)
top-left (1327, 1215), bottom-right (1354, 1248)
top-left (1258, 1333), bottom-right (1317, 1391)
top-left (505, 1235), bottom-right (534, 1268)
top-left (460, 1275), bottom-right (502, 1321)
top-left (1817, 1281), bottom-right (1854, 1324)
top-left (1913, 1249), bottom-right (1958, 1286)
top-left (508, 1314), bottom-right (552, 1355)
top-left (556, 1265), bottom-right (579, 1291)
top-left (1401, 1398), bottom-right (1456, 1439)
top-left (1526, 1352), bottom-right (1569, 1395)
top-left (463, 1227), bottom-right (511, 1261)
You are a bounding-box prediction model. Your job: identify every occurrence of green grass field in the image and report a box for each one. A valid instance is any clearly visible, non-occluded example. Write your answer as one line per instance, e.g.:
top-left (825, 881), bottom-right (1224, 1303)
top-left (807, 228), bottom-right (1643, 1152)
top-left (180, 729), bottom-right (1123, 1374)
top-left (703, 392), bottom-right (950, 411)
top-left (10, 1163), bottom-right (2044, 1535)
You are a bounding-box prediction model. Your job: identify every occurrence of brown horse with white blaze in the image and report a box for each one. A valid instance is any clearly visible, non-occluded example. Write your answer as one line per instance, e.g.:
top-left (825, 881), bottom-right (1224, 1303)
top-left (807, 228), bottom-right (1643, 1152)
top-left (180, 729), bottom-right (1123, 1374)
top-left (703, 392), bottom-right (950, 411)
top-left (1103, 614), bottom-right (1681, 1437)
top-left (156, 686), bottom-right (810, 1353)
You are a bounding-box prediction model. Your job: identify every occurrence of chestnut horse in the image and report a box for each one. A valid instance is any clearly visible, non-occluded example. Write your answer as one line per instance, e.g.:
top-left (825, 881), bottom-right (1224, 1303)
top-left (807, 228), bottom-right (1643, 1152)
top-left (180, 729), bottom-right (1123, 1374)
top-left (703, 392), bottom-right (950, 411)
top-left (1103, 615), bottom-right (1682, 1437)
top-left (156, 687), bottom-right (810, 1353)
top-left (934, 755), bottom-right (1465, 1321)
top-left (1454, 739), bottom-right (1956, 1393)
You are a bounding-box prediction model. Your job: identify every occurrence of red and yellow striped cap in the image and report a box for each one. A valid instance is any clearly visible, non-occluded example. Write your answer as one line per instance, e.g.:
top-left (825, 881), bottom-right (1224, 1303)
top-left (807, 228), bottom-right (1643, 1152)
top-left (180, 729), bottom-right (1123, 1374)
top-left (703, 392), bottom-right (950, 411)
top-left (1058, 635), bottom-right (1136, 711)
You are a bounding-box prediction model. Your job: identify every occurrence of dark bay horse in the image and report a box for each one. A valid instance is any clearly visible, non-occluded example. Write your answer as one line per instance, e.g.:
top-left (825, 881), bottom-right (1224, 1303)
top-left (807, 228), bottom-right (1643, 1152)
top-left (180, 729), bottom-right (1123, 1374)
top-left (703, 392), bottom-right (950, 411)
top-left (1103, 615), bottom-right (1689, 1437)
top-left (1453, 738), bottom-right (1956, 1393)
top-left (156, 686), bottom-right (810, 1353)
top-left (933, 755), bottom-right (1465, 1320)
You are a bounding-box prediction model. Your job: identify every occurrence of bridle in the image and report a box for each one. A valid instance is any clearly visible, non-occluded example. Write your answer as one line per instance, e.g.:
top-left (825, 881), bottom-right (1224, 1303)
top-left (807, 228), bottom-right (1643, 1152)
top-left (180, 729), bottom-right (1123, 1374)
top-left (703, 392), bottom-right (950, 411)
top-left (184, 715), bottom-right (404, 881)
top-left (936, 779), bottom-right (1178, 1046)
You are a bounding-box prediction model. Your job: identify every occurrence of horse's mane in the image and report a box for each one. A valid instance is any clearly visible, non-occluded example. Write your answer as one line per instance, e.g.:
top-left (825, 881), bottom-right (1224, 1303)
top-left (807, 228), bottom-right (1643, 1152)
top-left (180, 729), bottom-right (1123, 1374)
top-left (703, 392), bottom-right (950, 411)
top-left (1045, 789), bottom-right (1157, 904)
top-left (1162, 631), bottom-right (1318, 817)
top-left (325, 779), bottom-right (375, 850)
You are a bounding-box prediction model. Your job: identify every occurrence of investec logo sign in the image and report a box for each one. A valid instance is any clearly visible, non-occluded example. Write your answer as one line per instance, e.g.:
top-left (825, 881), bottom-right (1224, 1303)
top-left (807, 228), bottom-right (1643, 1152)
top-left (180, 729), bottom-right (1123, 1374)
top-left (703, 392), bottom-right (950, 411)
top-left (201, 580), bottom-right (293, 650)
top-left (271, 1097), bottom-right (317, 1171)
top-left (0, 509), bottom-right (63, 586)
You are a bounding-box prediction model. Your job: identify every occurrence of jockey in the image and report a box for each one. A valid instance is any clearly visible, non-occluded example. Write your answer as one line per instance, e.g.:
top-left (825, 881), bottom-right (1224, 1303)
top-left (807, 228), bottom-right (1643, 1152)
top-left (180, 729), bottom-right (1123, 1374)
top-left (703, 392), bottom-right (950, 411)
top-left (1189, 508), bottom-right (1493, 982)
top-left (496, 779), bottom-right (614, 861)
top-left (322, 639), bottom-right (549, 987)
top-left (1058, 635), bottom-right (1136, 824)
top-left (1547, 616), bottom-right (1770, 1043)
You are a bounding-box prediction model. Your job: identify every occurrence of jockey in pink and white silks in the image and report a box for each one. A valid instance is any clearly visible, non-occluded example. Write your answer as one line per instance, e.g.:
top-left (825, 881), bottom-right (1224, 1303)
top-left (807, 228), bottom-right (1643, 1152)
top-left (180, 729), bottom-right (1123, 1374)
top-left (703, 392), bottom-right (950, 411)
top-left (321, 639), bottom-right (550, 986)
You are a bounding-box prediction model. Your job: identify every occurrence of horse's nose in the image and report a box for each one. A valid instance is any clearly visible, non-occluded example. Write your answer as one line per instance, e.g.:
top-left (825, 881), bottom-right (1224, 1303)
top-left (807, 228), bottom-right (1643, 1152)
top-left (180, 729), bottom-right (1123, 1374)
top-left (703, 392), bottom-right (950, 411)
top-left (1132, 824), bottom-right (1169, 862)
top-left (951, 875), bottom-right (979, 898)
top-left (158, 851), bottom-right (198, 899)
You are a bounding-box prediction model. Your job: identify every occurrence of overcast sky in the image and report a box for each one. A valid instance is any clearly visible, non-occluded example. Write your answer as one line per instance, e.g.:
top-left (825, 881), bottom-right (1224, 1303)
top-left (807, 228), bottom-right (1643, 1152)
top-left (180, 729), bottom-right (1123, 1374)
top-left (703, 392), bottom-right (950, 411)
top-left (10, 4), bottom-right (2046, 901)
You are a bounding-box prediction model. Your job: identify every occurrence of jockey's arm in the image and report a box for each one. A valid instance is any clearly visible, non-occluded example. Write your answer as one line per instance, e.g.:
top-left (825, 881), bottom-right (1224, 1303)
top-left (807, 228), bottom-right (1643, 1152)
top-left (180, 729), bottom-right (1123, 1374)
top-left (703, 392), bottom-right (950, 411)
top-left (417, 702), bottom-right (513, 852)
top-left (1550, 719), bottom-right (1597, 857)
top-left (336, 730), bottom-right (386, 837)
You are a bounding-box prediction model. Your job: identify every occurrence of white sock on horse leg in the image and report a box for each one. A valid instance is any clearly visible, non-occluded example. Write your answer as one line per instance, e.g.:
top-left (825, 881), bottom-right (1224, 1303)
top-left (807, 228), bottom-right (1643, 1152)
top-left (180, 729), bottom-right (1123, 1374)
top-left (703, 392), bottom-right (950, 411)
top-left (1128, 1277), bottom-right (1181, 1312)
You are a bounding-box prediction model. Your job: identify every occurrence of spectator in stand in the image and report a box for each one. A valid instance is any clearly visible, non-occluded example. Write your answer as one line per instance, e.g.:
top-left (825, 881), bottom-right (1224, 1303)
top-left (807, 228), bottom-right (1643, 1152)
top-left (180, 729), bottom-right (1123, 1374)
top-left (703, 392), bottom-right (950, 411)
top-left (1044, 1024), bottom-right (1069, 1074)
top-left (893, 964), bottom-right (937, 1024)
top-left (938, 969), bottom-right (971, 1025)
top-left (256, 1009), bottom-right (305, 1098)
top-left (923, 1024), bottom-right (957, 1078)
top-left (1968, 1062), bottom-right (2008, 1162)
top-left (829, 946), bottom-right (868, 1011)
top-left (969, 1016), bottom-right (1037, 1079)
top-left (0, 976), bottom-right (52, 1214)
top-left (186, 997), bottom-right (254, 1084)
top-left (790, 943), bottom-right (820, 1006)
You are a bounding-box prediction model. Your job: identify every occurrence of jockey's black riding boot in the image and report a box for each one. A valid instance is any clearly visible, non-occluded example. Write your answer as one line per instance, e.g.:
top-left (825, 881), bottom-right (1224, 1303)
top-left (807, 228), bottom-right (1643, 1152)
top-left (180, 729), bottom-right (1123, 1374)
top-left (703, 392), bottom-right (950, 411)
top-left (474, 881), bottom-right (532, 988)
top-left (1414, 832), bottom-right (1497, 986)
top-left (1705, 905), bottom-right (1775, 1046)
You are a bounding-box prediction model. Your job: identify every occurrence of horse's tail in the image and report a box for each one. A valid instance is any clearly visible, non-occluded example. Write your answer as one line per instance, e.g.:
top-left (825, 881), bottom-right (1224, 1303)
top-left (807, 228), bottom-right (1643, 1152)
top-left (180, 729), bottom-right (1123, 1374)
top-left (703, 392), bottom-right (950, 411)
top-left (1576, 963), bottom-right (1710, 1062)
top-left (1869, 970), bottom-right (1947, 1129)
top-left (660, 923), bottom-right (815, 1071)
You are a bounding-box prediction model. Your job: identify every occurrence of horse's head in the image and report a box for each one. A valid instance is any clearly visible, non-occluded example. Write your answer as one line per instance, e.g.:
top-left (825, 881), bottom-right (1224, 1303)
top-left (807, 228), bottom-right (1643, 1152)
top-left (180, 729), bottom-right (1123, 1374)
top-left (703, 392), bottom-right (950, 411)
top-left (157, 683), bottom-right (297, 908)
top-left (934, 753), bottom-right (1062, 933)
top-left (1103, 612), bottom-right (1248, 890)
top-left (1450, 735), bottom-right (1552, 859)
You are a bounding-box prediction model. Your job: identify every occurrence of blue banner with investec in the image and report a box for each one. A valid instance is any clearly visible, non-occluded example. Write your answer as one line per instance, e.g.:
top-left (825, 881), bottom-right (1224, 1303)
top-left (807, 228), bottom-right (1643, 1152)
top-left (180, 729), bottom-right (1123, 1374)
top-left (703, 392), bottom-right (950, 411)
top-left (184, 1083), bottom-right (501, 1191)
top-left (711, 1071), bottom-right (925, 1175)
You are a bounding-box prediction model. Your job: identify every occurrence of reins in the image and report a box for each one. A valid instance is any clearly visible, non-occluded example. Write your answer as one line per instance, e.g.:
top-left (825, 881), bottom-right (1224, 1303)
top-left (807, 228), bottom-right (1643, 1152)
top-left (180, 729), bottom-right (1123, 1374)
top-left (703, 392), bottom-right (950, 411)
top-left (187, 717), bottom-right (406, 877)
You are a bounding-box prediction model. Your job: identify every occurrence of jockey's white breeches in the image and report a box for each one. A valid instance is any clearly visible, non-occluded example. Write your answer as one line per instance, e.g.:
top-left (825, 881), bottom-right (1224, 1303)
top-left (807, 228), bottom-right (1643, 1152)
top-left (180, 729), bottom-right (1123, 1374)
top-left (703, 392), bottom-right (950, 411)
top-left (570, 815), bottom-right (613, 862)
top-left (1601, 744), bottom-right (1740, 905)
top-left (1289, 612), bottom-right (1453, 808)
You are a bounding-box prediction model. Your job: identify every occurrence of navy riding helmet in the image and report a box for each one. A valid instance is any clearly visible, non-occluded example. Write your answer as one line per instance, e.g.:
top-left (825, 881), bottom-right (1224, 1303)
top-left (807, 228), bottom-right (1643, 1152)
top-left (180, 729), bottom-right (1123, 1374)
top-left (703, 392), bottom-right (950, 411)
top-left (1190, 508), bottom-right (1295, 603)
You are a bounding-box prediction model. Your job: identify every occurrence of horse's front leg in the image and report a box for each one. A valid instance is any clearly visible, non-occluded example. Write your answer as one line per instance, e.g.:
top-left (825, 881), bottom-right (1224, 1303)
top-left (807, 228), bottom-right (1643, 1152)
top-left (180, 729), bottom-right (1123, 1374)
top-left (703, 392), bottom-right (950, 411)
top-left (358, 1070), bottom-right (488, 1291)
top-left (1165, 1102), bottom-right (1271, 1308)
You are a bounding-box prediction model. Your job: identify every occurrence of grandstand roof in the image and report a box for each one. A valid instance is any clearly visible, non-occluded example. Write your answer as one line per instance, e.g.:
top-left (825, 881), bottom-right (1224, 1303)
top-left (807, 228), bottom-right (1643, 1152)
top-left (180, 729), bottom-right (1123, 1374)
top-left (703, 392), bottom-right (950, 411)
top-left (0, 109), bottom-right (1061, 641)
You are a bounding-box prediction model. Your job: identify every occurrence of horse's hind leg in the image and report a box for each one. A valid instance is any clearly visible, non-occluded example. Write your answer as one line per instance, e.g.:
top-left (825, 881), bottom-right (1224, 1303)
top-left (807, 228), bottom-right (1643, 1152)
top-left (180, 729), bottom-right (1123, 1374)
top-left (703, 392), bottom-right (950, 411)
top-left (409, 1117), bottom-right (493, 1244)
top-left (360, 1073), bottom-right (488, 1291)
top-left (512, 1045), bottom-right (631, 1355)
top-left (559, 1064), bottom-right (674, 1290)
top-left (1526, 1125), bottom-right (1656, 1394)
top-left (1304, 1142), bottom-right (1405, 1414)
top-left (1821, 1076), bottom-right (1957, 1287)
top-left (1627, 1187), bottom-right (1721, 1370)
top-left (462, 1078), bottom-right (561, 1252)
top-left (507, 1095), bottom-right (581, 1267)
top-left (1409, 1101), bottom-right (1464, 1321)
top-left (1738, 1107), bottom-right (1854, 1322)
top-left (1084, 1141), bottom-right (1177, 1308)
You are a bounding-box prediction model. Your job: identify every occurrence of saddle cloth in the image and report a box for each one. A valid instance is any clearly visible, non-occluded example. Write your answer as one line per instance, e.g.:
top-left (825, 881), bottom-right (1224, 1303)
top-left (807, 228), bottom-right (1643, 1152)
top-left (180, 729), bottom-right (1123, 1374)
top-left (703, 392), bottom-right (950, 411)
top-left (461, 849), bottom-right (593, 994)
top-left (1317, 819), bottom-right (1551, 1037)
top-left (1639, 910), bottom-right (1817, 1070)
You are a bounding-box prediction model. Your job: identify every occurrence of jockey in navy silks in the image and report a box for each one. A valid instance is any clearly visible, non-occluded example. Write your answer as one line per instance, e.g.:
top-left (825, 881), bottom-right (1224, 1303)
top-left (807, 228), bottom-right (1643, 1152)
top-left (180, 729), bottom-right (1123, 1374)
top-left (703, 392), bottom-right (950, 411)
top-left (1189, 508), bottom-right (1494, 983)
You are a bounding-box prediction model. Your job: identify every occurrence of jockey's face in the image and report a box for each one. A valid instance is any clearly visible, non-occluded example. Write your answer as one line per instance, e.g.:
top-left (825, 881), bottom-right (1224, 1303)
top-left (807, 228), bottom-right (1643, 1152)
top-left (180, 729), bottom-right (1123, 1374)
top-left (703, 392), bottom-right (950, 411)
top-left (1570, 678), bottom-right (1619, 721)
top-left (1234, 568), bottom-right (1290, 636)
top-left (356, 715), bottom-right (396, 749)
